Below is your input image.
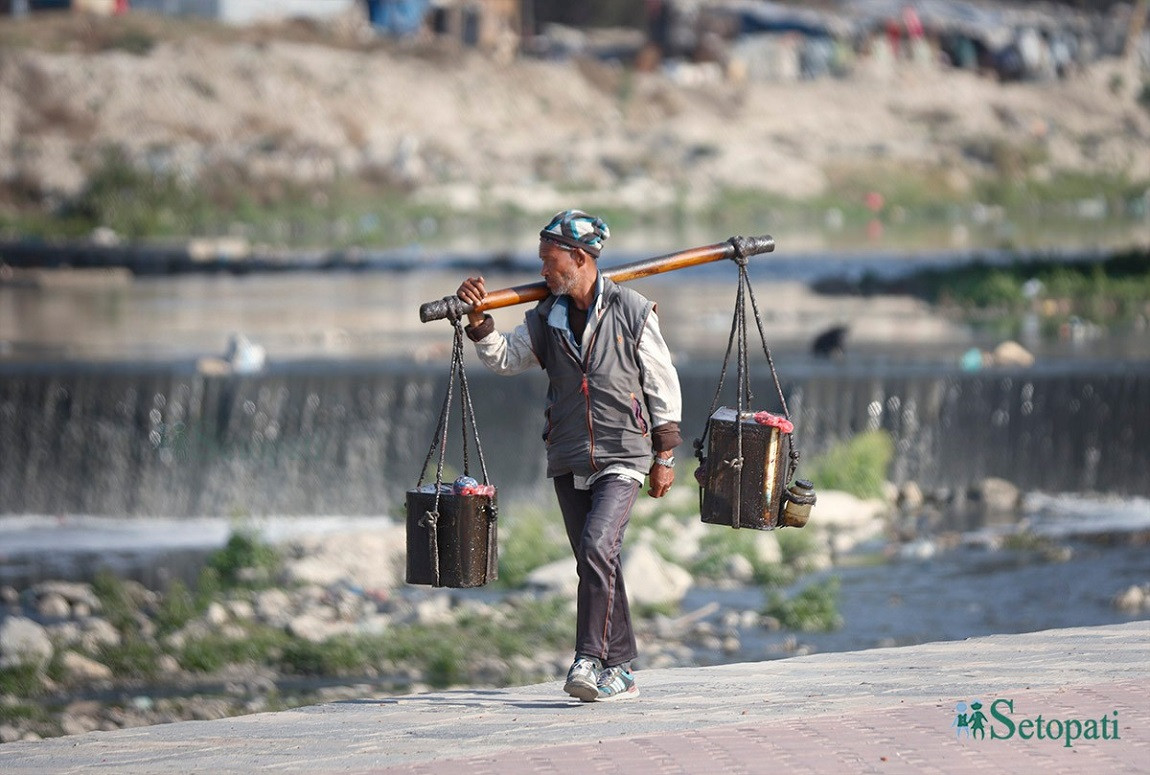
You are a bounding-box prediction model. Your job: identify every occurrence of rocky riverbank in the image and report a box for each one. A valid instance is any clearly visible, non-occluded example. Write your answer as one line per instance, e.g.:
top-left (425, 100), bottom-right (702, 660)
top-left (2, 476), bottom-right (1148, 744)
top-left (1, 9), bottom-right (1148, 243)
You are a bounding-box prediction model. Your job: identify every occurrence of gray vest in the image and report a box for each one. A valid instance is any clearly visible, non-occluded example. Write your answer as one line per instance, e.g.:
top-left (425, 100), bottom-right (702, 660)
top-left (525, 277), bottom-right (655, 478)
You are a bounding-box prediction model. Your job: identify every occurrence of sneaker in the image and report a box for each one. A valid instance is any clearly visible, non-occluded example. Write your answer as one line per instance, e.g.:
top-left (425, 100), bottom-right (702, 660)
top-left (563, 656), bottom-right (602, 701)
top-left (593, 664), bottom-right (639, 702)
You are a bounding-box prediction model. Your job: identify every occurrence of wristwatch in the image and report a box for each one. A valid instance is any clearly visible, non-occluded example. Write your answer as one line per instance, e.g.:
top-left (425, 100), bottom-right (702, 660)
top-left (653, 456), bottom-right (675, 468)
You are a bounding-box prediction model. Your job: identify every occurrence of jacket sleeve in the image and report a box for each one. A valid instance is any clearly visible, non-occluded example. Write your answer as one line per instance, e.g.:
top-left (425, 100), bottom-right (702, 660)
top-left (465, 315), bottom-right (539, 376)
top-left (637, 309), bottom-right (683, 451)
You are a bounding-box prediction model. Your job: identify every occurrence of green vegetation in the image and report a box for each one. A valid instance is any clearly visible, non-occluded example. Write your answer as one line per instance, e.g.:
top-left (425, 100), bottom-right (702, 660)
top-left (689, 528), bottom-right (795, 588)
top-left (0, 664), bottom-right (44, 698)
top-left (92, 569), bottom-right (153, 633)
top-left (806, 430), bottom-right (894, 500)
top-left (207, 530), bottom-right (282, 589)
top-left (178, 626), bottom-right (290, 673)
top-left (884, 248), bottom-right (1150, 332)
top-left (95, 636), bottom-right (164, 681)
top-left (3, 143), bottom-right (1145, 255)
top-left (496, 503), bottom-right (570, 588)
top-left (764, 576), bottom-right (842, 632)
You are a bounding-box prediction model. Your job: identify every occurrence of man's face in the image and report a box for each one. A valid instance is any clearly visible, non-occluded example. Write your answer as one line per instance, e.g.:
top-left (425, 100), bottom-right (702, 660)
top-left (539, 241), bottom-right (581, 296)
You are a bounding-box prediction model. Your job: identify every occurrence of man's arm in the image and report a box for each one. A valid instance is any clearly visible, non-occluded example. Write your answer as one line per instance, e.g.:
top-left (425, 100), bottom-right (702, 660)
top-left (466, 315), bottom-right (538, 375)
top-left (458, 276), bottom-right (539, 375)
top-left (638, 309), bottom-right (682, 497)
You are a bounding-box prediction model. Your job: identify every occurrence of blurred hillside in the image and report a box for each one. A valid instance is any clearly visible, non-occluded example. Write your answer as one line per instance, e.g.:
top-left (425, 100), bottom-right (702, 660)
top-left (0, 7), bottom-right (1148, 247)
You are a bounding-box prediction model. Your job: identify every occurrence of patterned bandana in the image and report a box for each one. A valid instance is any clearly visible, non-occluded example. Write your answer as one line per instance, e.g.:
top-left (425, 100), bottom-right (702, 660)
top-left (538, 209), bottom-right (610, 257)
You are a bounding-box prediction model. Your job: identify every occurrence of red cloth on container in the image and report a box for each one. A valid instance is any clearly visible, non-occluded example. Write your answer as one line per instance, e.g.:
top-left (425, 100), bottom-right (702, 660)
top-left (753, 411), bottom-right (794, 434)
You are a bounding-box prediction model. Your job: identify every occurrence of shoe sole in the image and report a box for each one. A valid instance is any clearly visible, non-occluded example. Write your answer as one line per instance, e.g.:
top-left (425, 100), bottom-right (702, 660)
top-left (563, 678), bottom-right (598, 702)
top-left (587, 686), bottom-right (639, 703)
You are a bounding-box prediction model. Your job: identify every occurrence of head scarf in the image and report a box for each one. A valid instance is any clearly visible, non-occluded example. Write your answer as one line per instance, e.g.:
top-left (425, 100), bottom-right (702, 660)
top-left (538, 209), bottom-right (610, 258)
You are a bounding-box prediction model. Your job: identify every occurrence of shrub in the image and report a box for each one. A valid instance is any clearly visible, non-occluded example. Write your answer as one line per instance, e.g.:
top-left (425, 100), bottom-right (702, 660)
top-left (806, 430), bottom-right (894, 500)
top-left (155, 579), bottom-right (198, 635)
top-left (91, 570), bottom-right (148, 633)
top-left (775, 527), bottom-right (823, 573)
top-left (96, 636), bottom-right (163, 681)
top-left (690, 528), bottom-right (794, 588)
top-left (764, 576), bottom-right (842, 632)
top-left (280, 635), bottom-right (378, 677)
top-left (178, 626), bottom-right (289, 673)
top-left (206, 530), bottom-right (282, 589)
top-left (496, 505), bottom-right (569, 588)
top-left (0, 664), bottom-right (43, 697)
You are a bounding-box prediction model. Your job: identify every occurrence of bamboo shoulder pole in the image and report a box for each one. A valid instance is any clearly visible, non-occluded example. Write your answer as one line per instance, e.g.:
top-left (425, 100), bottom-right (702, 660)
top-left (419, 234), bottom-right (773, 323)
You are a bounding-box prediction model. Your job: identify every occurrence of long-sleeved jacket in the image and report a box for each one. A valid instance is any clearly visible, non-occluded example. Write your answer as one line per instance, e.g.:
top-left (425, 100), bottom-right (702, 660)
top-left (466, 275), bottom-right (681, 482)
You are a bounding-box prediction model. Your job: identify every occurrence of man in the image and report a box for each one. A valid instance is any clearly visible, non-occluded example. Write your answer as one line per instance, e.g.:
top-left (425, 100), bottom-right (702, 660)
top-left (456, 210), bottom-right (682, 702)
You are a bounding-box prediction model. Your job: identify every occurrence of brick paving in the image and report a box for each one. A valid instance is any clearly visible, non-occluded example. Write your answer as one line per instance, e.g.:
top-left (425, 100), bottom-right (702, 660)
top-left (1, 622), bottom-right (1146, 774)
top-left (380, 681), bottom-right (1148, 775)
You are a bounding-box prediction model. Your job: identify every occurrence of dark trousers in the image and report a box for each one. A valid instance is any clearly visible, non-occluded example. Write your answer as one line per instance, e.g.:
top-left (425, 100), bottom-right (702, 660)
top-left (553, 473), bottom-right (640, 668)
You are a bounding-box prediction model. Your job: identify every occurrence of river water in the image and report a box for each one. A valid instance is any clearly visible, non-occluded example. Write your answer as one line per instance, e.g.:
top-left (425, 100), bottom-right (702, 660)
top-left (1, 242), bottom-right (1148, 660)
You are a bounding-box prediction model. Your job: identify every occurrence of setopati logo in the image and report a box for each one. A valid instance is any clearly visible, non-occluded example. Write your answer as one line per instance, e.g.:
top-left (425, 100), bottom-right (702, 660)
top-left (952, 699), bottom-right (1121, 748)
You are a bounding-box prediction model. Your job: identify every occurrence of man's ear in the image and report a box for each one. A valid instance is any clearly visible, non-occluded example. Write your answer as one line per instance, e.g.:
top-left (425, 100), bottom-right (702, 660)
top-left (573, 248), bottom-right (591, 267)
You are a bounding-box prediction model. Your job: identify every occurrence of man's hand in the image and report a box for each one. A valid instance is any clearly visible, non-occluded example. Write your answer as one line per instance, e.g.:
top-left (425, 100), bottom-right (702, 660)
top-left (456, 276), bottom-right (487, 326)
top-left (647, 459), bottom-right (674, 498)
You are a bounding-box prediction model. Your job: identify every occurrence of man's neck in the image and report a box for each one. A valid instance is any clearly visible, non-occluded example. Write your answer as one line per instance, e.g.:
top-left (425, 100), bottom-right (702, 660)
top-left (568, 272), bottom-right (598, 311)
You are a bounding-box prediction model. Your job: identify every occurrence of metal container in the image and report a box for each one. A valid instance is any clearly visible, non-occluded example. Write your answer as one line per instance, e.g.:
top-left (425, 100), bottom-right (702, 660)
top-left (700, 407), bottom-right (792, 530)
top-left (781, 479), bottom-right (817, 528)
top-left (405, 489), bottom-right (498, 588)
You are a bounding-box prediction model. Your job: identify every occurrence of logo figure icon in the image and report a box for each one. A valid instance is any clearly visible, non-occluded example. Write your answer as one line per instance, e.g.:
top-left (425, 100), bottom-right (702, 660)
top-left (952, 701), bottom-right (970, 739)
top-left (968, 700), bottom-right (988, 739)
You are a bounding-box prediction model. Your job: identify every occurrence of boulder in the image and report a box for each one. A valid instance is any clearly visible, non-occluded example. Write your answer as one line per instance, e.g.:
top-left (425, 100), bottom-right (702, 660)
top-left (969, 477), bottom-right (1021, 516)
top-left (752, 531), bottom-right (782, 565)
top-left (37, 593), bottom-right (71, 619)
top-left (525, 558), bottom-right (578, 598)
top-left (287, 613), bottom-right (353, 643)
top-left (78, 617), bottom-right (121, 652)
top-left (60, 651), bottom-right (114, 682)
top-left (808, 490), bottom-right (888, 555)
top-left (809, 490), bottom-right (888, 530)
top-left (205, 601), bottom-right (230, 627)
top-left (991, 340), bottom-right (1035, 367)
top-left (0, 616), bottom-right (53, 671)
top-left (31, 581), bottom-right (101, 611)
top-left (649, 514), bottom-right (706, 565)
top-left (897, 481), bottom-right (925, 512)
top-left (282, 527), bottom-right (406, 592)
top-left (1112, 584), bottom-right (1148, 613)
top-left (724, 553), bottom-right (755, 584)
top-left (622, 544), bottom-right (693, 607)
top-left (254, 588), bottom-right (294, 626)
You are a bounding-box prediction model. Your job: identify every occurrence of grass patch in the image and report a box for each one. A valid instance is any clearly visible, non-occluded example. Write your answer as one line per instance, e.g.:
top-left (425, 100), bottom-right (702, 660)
top-left (764, 576), bottom-right (842, 632)
top-left (806, 430), bottom-right (894, 500)
top-left (91, 569), bottom-right (153, 633)
top-left (276, 596), bottom-right (572, 688)
top-left (206, 530), bottom-right (282, 590)
top-left (921, 250), bottom-right (1150, 321)
top-left (0, 664), bottom-right (44, 697)
top-left (0, 699), bottom-right (50, 724)
top-left (690, 529), bottom-right (792, 587)
top-left (496, 503), bottom-right (570, 588)
top-left (95, 636), bottom-right (164, 681)
top-left (178, 626), bottom-right (290, 673)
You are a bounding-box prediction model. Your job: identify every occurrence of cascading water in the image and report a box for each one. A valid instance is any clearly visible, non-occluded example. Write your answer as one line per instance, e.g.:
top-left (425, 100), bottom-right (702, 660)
top-left (2, 360), bottom-right (1148, 518)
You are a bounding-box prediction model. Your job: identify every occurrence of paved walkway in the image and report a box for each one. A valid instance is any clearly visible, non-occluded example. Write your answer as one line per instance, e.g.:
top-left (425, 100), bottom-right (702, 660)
top-left (2, 622), bottom-right (1147, 774)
